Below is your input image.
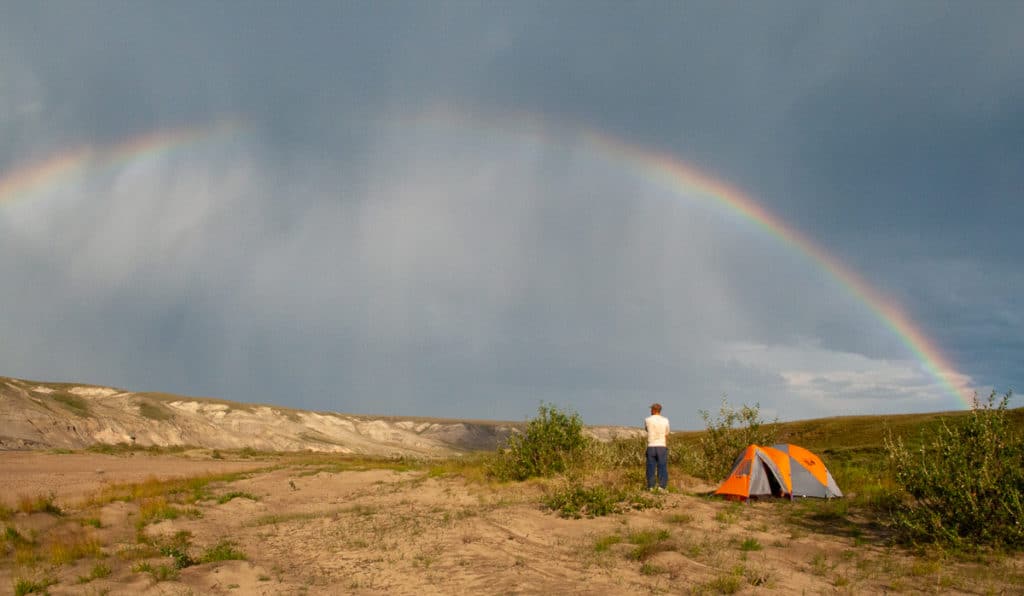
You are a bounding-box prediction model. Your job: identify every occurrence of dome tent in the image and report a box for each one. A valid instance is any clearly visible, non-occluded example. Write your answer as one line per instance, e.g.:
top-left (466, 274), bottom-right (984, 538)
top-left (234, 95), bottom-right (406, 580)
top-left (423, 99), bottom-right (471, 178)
top-left (714, 443), bottom-right (842, 500)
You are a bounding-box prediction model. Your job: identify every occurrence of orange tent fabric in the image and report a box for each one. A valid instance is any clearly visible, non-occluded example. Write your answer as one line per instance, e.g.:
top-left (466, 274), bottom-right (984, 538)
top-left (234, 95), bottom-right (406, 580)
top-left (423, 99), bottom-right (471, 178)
top-left (713, 445), bottom-right (787, 500)
top-left (769, 443), bottom-right (843, 498)
top-left (714, 444), bottom-right (842, 500)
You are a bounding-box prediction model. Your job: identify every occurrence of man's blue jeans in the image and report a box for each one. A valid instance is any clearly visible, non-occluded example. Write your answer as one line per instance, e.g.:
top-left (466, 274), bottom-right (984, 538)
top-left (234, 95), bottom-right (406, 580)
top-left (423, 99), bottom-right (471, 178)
top-left (646, 446), bottom-right (668, 489)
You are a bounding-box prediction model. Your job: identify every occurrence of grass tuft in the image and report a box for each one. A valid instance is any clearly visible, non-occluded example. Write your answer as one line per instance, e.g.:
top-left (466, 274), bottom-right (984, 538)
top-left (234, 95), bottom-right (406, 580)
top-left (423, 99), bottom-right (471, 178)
top-left (201, 539), bottom-right (246, 563)
top-left (593, 534), bottom-right (623, 552)
top-left (626, 528), bottom-right (671, 561)
top-left (639, 561), bottom-right (664, 575)
top-left (13, 577), bottom-right (56, 596)
top-left (137, 497), bottom-right (181, 527)
top-left (77, 562), bottom-right (112, 583)
top-left (704, 568), bottom-right (744, 594)
top-left (133, 561), bottom-right (179, 581)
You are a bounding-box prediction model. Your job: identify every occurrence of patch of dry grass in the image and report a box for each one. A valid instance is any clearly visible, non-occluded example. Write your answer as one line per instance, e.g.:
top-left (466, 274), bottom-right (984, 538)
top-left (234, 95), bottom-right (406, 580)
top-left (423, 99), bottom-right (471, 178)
top-left (46, 527), bottom-right (101, 564)
top-left (17, 494), bottom-right (61, 516)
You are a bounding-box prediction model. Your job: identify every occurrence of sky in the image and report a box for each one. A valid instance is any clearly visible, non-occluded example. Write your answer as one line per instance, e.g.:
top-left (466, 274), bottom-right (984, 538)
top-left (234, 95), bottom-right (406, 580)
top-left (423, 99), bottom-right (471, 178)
top-left (1, 2), bottom-right (1021, 428)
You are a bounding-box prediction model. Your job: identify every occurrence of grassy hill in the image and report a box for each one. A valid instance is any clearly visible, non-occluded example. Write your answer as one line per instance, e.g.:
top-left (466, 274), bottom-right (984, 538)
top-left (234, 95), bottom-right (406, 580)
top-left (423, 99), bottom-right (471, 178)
top-left (675, 406), bottom-right (1024, 457)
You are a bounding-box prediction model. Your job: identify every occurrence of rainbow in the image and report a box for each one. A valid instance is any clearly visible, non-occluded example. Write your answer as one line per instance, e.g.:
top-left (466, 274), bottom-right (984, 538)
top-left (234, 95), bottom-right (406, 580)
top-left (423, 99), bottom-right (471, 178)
top-left (410, 107), bottom-right (973, 407)
top-left (585, 131), bottom-right (973, 406)
top-left (1, 112), bottom-right (973, 406)
top-left (0, 120), bottom-right (243, 206)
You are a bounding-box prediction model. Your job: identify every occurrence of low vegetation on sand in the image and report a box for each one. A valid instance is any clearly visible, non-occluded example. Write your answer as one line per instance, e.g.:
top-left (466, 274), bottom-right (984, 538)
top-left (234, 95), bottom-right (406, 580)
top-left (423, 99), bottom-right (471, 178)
top-left (1, 391), bottom-right (1021, 593)
top-left (487, 393), bottom-right (1024, 549)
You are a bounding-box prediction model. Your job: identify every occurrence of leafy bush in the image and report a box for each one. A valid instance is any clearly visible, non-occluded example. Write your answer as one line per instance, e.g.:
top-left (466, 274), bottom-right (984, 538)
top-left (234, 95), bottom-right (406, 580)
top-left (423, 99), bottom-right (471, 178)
top-left (691, 398), bottom-right (778, 480)
top-left (488, 404), bottom-right (590, 481)
top-left (885, 390), bottom-right (1024, 549)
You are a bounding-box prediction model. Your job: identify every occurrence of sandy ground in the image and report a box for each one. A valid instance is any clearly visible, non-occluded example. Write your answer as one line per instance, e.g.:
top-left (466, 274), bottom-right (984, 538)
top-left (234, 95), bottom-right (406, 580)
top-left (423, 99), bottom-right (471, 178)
top-left (2, 451), bottom-right (1022, 595)
top-left (1, 452), bottom-right (268, 504)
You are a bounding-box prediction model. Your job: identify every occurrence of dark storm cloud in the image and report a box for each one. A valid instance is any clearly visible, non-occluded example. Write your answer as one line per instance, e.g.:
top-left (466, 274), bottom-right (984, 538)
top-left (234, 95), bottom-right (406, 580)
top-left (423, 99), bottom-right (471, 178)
top-left (2, 2), bottom-right (488, 157)
top-left (781, 6), bottom-right (1024, 257)
top-left (471, 3), bottom-right (1024, 247)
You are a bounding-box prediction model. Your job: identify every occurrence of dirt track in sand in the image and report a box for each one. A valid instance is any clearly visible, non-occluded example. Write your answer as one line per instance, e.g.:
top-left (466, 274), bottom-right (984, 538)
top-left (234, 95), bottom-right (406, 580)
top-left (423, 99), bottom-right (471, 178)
top-left (2, 451), bottom-right (1022, 595)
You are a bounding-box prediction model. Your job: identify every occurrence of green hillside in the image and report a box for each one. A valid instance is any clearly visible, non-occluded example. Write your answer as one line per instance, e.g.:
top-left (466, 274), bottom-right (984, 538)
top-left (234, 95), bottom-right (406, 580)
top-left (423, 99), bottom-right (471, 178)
top-left (677, 406), bottom-right (1024, 456)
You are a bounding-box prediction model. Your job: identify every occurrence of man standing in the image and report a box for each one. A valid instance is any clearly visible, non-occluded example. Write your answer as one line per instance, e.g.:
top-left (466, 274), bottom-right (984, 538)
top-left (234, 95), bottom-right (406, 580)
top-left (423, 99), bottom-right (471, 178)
top-left (644, 403), bottom-right (670, 491)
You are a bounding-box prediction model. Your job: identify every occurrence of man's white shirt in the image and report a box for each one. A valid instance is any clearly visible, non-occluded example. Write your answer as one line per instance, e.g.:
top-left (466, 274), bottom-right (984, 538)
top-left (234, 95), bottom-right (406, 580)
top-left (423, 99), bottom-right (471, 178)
top-left (644, 414), bottom-right (670, 447)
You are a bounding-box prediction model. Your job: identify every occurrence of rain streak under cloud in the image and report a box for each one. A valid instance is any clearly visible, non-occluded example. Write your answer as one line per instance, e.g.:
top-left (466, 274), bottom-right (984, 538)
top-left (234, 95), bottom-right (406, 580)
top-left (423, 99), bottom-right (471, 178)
top-left (0, 2), bottom-right (1021, 427)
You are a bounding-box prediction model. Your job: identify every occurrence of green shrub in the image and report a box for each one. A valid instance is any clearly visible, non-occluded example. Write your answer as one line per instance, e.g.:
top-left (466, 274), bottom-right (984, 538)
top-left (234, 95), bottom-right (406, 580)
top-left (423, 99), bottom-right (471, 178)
top-left (488, 404), bottom-right (590, 481)
top-left (885, 390), bottom-right (1024, 549)
top-left (691, 398), bottom-right (778, 480)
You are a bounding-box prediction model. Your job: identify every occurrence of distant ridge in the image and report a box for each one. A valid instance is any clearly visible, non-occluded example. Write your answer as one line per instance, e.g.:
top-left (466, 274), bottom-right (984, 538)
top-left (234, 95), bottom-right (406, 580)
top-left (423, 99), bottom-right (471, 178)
top-left (0, 376), bottom-right (641, 455)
